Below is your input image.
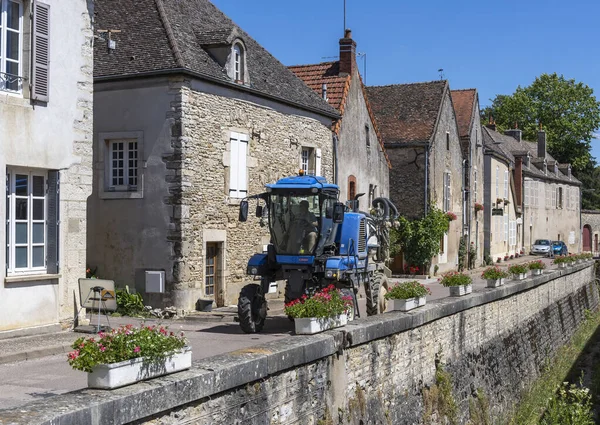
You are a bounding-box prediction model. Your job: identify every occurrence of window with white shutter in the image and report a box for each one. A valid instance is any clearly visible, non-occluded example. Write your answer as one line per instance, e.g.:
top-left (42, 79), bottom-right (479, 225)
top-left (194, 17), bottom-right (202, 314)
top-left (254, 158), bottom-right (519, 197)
top-left (229, 133), bottom-right (248, 198)
top-left (524, 180), bottom-right (529, 207)
top-left (495, 166), bottom-right (499, 199)
top-left (315, 148), bottom-right (322, 177)
top-left (31, 0), bottom-right (50, 102)
top-left (0, 0), bottom-right (24, 93)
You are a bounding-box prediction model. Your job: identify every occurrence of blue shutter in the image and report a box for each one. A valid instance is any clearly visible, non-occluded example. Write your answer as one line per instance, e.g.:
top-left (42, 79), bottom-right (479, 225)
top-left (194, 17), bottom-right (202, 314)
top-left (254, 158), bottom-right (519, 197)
top-left (32, 0), bottom-right (50, 102)
top-left (46, 170), bottom-right (59, 274)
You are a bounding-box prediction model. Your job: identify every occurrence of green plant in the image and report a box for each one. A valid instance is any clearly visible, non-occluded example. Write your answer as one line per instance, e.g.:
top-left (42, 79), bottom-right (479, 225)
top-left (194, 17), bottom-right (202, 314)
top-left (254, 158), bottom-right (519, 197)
top-left (468, 243), bottom-right (477, 269)
top-left (284, 285), bottom-right (352, 319)
top-left (394, 206), bottom-right (449, 270)
top-left (86, 266), bottom-right (98, 279)
top-left (434, 264), bottom-right (439, 276)
top-left (508, 264), bottom-right (528, 275)
top-left (385, 281), bottom-right (431, 300)
top-left (458, 238), bottom-right (467, 272)
top-left (439, 271), bottom-right (472, 287)
top-left (540, 381), bottom-right (594, 425)
top-left (553, 255), bottom-right (572, 264)
top-left (67, 324), bottom-right (187, 373)
top-left (116, 285), bottom-right (147, 317)
top-left (423, 354), bottom-right (458, 425)
top-left (528, 260), bottom-right (546, 270)
top-left (481, 266), bottom-right (508, 280)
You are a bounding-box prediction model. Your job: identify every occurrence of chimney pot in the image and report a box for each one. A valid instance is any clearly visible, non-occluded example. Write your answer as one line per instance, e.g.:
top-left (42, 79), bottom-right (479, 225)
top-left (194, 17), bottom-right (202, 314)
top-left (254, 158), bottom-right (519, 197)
top-left (344, 29), bottom-right (352, 39)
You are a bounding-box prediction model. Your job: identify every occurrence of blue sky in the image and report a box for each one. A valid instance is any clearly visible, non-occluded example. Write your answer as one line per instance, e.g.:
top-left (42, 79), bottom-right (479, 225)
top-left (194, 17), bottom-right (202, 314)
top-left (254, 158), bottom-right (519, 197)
top-left (212, 0), bottom-right (600, 161)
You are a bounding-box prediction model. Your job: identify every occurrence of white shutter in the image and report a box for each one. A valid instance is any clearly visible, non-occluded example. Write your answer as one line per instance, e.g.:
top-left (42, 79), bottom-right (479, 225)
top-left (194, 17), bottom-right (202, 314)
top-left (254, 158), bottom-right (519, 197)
top-left (504, 170), bottom-right (508, 199)
top-left (504, 215), bottom-right (508, 242)
top-left (229, 137), bottom-right (240, 197)
top-left (32, 1), bottom-right (50, 102)
top-left (315, 148), bottom-right (322, 177)
top-left (238, 137), bottom-right (248, 196)
top-left (552, 187), bottom-right (556, 208)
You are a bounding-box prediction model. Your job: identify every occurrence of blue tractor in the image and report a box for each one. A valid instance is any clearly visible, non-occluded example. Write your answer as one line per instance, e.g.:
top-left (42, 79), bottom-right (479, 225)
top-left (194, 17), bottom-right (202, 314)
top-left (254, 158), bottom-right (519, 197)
top-left (237, 172), bottom-right (397, 333)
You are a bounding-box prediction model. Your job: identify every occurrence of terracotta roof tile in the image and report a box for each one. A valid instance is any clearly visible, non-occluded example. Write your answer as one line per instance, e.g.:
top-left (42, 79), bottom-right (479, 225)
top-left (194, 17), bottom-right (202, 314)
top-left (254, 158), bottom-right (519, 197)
top-left (451, 89), bottom-right (476, 138)
top-left (288, 62), bottom-right (350, 111)
top-left (366, 81), bottom-right (447, 144)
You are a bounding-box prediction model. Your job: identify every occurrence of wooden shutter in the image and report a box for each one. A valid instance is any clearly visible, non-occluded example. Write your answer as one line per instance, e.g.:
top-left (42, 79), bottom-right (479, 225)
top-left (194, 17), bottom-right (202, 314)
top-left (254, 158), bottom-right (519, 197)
top-left (32, 1), bottom-right (50, 102)
top-left (228, 134), bottom-right (248, 198)
top-left (46, 170), bottom-right (59, 274)
top-left (237, 137), bottom-right (248, 197)
top-left (229, 137), bottom-right (239, 197)
top-left (315, 148), bottom-right (322, 177)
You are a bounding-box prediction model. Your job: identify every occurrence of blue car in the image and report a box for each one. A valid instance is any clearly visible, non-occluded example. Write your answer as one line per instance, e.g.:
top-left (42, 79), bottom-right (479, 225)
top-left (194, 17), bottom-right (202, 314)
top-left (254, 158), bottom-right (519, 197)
top-left (552, 241), bottom-right (568, 256)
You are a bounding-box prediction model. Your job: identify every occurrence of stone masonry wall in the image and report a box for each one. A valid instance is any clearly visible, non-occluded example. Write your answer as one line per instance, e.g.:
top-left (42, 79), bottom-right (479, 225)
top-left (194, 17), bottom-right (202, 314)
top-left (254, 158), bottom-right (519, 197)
top-left (582, 210), bottom-right (600, 253)
top-left (386, 146), bottom-right (427, 220)
top-left (177, 81), bottom-right (333, 306)
top-left (3, 264), bottom-right (596, 425)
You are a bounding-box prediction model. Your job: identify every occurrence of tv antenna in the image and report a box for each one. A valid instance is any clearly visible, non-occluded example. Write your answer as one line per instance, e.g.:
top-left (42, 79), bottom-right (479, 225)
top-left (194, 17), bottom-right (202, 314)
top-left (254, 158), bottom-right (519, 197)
top-left (438, 68), bottom-right (445, 80)
top-left (343, 0), bottom-right (346, 34)
top-left (357, 52), bottom-right (367, 84)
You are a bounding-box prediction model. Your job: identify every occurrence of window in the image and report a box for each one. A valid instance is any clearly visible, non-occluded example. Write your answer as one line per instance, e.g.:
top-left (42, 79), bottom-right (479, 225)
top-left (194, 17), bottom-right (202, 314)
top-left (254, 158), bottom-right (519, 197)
top-left (108, 139), bottom-right (138, 190)
top-left (6, 169), bottom-right (48, 273)
top-left (300, 147), bottom-right (321, 176)
top-left (365, 125), bottom-right (370, 148)
top-left (229, 132), bottom-right (249, 198)
top-left (566, 187), bottom-right (570, 209)
top-left (524, 180), bottom-right (529, 207)
top-left (504, 170), bottom-right (508, 199)
top-left (557, 187), bottom-right (563, 209)
top-left (1, 0), bottom-right (23, 92)
top-left (440, 233), bottom-right (445, 254)
top-left (495, 166), bottom-right (499, 199)
top-left (443, 172), bottom-right (451, 212)
top-left (552, 185), bottom-right (556, 208)
top-left (446, 132), bottom-right (450, 150)
top-left (205, 243), bottom-right (219, 297)
top-left (232, 43), bottom-right (244, 83)
top-left (509, 220), bottom-right (516, 246)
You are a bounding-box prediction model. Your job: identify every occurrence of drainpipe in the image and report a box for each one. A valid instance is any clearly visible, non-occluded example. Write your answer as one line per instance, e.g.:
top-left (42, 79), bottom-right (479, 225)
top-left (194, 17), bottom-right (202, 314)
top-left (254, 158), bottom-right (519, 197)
top-left (462, 158), bottom-right (468, 269)
top-left (424, 145), bottom-right (430, 216)
top-left (333, 134), bottom-right (339, 185)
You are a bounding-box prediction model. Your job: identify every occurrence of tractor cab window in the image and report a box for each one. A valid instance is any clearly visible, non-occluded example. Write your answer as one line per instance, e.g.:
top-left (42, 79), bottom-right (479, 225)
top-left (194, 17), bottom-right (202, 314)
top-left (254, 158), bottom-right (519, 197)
top-left (269, 194), bottom-right (321, 255)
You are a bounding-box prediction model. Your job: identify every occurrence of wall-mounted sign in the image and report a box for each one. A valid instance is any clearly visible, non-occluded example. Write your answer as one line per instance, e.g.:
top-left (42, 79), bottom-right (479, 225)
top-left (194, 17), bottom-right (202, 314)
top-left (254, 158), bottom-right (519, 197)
top-left (492, 208), bottom-right (504, 216)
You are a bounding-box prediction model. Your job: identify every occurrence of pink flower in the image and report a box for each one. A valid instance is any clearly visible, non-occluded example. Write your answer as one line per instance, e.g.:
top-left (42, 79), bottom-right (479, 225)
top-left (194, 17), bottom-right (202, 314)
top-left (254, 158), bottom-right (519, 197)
top-left (68, 350), bottom-right (80, 360)
top-left (134, 346), bottom-right (141, 353)
top-left (99, 345), bottom-right (106, 352)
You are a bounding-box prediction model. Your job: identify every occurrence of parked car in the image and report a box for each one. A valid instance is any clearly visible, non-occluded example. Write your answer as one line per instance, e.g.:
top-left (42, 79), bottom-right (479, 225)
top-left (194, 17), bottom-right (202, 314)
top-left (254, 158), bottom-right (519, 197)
top-left (531, 239), bottom-right (552, 256)
top-left (551, 241), bottom-right (568, 256)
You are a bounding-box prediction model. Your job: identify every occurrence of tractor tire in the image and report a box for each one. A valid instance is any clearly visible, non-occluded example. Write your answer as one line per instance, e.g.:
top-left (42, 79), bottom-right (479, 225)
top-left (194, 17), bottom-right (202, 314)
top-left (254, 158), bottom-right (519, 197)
top-left (238, 284), bottom-right (267, 334)
top-left (365, 272), bottom-right (389, 316)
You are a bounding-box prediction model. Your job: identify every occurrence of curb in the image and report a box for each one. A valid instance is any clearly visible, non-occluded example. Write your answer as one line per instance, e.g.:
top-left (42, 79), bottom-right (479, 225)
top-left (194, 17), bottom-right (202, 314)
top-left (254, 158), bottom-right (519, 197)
top-left (0, 344), bottom-right (73, 365)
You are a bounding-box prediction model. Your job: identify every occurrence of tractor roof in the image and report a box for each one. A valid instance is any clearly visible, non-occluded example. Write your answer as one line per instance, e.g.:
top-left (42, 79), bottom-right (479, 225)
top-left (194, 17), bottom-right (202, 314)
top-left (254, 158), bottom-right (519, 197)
top-left (266, 175), bottom-right (338, 191)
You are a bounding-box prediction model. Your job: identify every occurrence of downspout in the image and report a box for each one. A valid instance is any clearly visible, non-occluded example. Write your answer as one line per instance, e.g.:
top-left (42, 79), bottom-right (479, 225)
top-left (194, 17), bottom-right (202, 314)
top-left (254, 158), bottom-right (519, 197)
top-left (333, 134), bottom-right (339, 185)
top-left (424, 145), bottom-right (430, 216)
top-left (462, 158), bottom-right (468, 269)
top-left (468, 143), bottom-right (473, 265)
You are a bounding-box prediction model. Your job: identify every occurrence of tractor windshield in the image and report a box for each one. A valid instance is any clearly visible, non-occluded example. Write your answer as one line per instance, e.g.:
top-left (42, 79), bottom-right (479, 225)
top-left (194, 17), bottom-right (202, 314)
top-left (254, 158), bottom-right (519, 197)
top-left (269, 194), bottom-right (321, 255)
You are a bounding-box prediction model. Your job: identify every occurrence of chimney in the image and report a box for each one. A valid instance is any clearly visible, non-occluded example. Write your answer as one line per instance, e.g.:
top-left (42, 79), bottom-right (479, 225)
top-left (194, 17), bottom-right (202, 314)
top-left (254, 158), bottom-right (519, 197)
top-left (504, 129), bottom-right (522, 142)
top-left (321, 83), bottom-right (327, 100)
top-left (537, 128), bottom-right (546, 158)
top-left (486, 114), bottom-right (496, 131)
top-left (339, 29), bottom-right (356, 76)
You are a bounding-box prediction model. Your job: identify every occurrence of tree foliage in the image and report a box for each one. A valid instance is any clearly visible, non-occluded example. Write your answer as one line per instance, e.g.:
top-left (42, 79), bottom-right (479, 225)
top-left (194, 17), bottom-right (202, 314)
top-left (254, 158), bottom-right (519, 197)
top-left (392, 206), bottom-right (449, 270)
top-left (481, 73), bottom-right (600, 172)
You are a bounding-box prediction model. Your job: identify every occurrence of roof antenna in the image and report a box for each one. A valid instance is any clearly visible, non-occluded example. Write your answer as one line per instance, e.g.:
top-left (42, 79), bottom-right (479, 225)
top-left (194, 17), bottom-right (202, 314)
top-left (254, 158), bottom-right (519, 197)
top-left (343, 0), bottom-right (346, 35)
top-left (438, 68), bottom-right (444, 80)
top-left (357, 52), bottom-right (367, 84)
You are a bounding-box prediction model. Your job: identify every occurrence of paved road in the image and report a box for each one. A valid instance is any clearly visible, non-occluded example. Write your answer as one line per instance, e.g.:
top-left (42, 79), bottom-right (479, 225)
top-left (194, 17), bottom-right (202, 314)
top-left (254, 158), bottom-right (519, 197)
top-left (0, 255), bottom-right (557, 410)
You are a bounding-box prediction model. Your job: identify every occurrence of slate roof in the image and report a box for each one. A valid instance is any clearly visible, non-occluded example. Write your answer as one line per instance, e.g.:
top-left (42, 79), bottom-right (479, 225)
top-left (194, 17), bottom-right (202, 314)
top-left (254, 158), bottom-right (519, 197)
top-left (94, 0), bottom-right (338, 117)
top-left (366, 81), bottom-right (447, 144)
top-left (482, 126), bottom-right (580, 184)
top-left (451, 89), bottom-right (476, 138)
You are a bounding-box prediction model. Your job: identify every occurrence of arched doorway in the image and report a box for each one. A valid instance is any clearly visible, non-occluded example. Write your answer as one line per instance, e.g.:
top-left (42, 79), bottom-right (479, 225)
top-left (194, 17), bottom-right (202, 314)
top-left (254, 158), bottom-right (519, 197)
top-left (583, 224), bottom-right (592, 252)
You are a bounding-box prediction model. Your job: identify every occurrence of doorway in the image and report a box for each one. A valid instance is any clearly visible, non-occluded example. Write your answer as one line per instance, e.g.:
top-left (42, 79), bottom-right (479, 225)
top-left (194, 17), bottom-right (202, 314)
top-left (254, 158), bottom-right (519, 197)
top-left (583, 225), bottom-right (592, 252)
top-left (205, 242), bottom-right (224, 306)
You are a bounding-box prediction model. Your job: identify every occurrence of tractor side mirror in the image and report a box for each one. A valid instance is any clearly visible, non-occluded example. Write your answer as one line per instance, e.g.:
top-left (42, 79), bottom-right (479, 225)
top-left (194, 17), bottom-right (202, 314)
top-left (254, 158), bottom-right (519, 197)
top-left (239, 200), bottom-right (249, 222)
top-left (255, 204), bottom-right (263, 218)
top-left (332, 202), bottom-right (345, 224)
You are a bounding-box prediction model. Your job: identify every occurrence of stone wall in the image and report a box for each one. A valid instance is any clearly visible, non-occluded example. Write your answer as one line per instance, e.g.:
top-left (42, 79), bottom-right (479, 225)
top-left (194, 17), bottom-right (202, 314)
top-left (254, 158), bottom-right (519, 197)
top-left (468, 99), bottom-right (485, 266)
top-left (386, 146), bottom-right (427, 220)
top-left (5, 264), bottom-right (596, 425)
top-left (582, 210), bottom-right (600, 253)
top-left (177, 80), bottom-right (333, 307)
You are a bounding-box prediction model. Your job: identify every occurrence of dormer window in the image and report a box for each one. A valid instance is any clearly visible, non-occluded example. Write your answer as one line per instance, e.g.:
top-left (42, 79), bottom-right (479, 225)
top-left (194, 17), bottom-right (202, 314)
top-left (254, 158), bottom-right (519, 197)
top-left (232, 42), bottom-right (244, 83)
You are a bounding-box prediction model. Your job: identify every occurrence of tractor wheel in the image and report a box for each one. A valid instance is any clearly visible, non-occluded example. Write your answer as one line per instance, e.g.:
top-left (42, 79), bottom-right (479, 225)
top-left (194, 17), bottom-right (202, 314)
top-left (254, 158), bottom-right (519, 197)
top-left (238, 284), bottom-right (267, 334)
top-left (340, 288), bottom-right (357, 321)
top-left (366, 272), bottom-right (389, 316)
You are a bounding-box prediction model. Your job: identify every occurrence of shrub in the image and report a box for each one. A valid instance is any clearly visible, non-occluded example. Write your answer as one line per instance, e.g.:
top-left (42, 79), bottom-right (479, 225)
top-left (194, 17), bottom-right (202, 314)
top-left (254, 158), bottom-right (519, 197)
top-left (553, 255), bottom-right (570, 264)
top-left (481, 267), bottom-right (508, 280)
top-left (528, 260), bottom-right (546, 270)
top-left (540, 381), bottom-right (594, 425)
top-left (439, 271), bottom-right (472, 287)
top-left (116, 286), bottom-right (148, 317)
top-left (67, 324), bottom-right (187, 373)
top-left (385, 281), bottom-right (431, 300)
top-left (508, 264), bottom-right (528, 275)
top-left (284, 285), bottom-right (352, 319)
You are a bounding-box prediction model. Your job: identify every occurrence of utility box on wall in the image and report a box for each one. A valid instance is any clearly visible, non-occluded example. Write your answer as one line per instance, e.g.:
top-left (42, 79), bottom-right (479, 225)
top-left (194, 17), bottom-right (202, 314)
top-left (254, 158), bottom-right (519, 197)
top-left (145, 271), bottom-right (165, 293)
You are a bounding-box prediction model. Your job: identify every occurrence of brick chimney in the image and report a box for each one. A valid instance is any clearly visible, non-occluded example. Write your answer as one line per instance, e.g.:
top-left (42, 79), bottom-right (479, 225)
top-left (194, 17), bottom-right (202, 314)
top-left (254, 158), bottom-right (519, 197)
top-left (538, 128), bottom-right (546, 158)
top-left (339, 29), bottom-right (356, 76)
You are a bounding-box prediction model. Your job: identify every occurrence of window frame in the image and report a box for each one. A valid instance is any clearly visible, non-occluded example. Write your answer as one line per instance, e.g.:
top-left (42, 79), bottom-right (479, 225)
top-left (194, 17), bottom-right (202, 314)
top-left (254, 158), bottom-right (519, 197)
top-left (5, 168), bottom-right (47, 275)
top-left (98, 131), bottom-right (144, 200)
top-left (107, 139), bottom-right (139, 192)
top-left (0, 0), bottom-right (24, 94)
top-left (365, 125), bottom-right (371, 148)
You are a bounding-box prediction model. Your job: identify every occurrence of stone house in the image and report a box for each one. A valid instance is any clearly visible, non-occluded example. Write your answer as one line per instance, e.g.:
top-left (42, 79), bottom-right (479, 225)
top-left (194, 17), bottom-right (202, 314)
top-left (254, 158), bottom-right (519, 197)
top-left (0, 0), bottom-right (93, 333)
top-left (289, 30), bottom-right (390, 205)
top-left (483, 124), bottom-right (581, 255)
top-left (581, 210), bottom-right (600, 255)
top-left (89, 0), bottom-right (338, 309)
top-left (451, 89), bottom-right (485, 267)
top-left (367, 81), bottom-right (464, 274)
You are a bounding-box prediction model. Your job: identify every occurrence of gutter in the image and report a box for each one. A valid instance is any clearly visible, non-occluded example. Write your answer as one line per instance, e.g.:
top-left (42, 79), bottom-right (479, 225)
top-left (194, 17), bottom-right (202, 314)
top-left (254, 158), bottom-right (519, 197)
top-left (94, 69), bottom-right (341, 120)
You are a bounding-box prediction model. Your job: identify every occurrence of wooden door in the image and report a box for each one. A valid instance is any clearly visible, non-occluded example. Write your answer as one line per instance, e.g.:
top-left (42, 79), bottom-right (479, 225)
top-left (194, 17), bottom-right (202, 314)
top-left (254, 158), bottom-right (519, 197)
top-left (583, 225), bottom-right (592, 252)
top-left (205, 243), bottom-right (223, 306)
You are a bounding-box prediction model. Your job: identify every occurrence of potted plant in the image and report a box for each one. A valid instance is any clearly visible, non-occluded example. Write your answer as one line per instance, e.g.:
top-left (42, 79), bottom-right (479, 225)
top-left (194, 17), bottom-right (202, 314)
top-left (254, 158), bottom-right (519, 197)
top-left (439, 271), bottom-right (473, 297)
top-left (520, 249), bottom-right (524, 255)
top-left (68, 324), bottom-right (190, 389)
top-left (508, 264), bottom-right (528, 280)
top-left (284, 284), bottom-right (352, 335)
top-left (528, 260), bottom-right (546, 276)
top-left (503, 199), bottom-right (510, 205)
top-left (554, 255), bottom-right (569, 269)
top-left (504, 254), bottom-right (509, 262)
top-left (474, 203), bottom-right (484, 213)
top-left (446, 212), bottom-right (458, 221)
top-left (384, 281), bottom-right (431, 312)
top-left (481, 266), bottom-right (508, 288)
top-left (496, 257), bottom-right (502, 263)
top-left (496, 198), bottom-right (503, 206)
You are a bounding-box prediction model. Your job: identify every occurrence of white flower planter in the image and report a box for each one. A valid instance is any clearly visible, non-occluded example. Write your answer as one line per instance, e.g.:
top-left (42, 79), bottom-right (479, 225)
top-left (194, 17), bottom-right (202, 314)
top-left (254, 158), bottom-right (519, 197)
top-left (449, 284), bottom-right (472, 297)
top-left (558, 263), bottom-right (566, 269)
top-left (294, 314), bottom-right (348, 335)
top-left (87, 347), bottom-right (192, 389)
top-left (532, 269), bottom-right (543, 276)
top-left (513, 273), bottom-right (527, 280)
top-left (486, 278), bottom-right (505, 288)
top-left (386, 296), bottom-right (427, 312)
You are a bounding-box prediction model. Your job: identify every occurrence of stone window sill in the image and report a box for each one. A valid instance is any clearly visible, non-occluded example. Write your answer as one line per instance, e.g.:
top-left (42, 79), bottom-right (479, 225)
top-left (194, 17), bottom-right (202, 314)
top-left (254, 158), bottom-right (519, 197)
top-left (5, 274), bottom-right (61, 284)
top-left (99, 190), bottom-right (143, 200)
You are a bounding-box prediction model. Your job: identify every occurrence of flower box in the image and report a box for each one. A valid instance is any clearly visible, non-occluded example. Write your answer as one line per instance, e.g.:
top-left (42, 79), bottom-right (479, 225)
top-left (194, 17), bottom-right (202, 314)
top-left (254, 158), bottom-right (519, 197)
top-left (294, 314), bottom-right (348, 335)
top-left (532, 269), bottom-right (543, 276)
top-left (486, 278), bottom-right (505, 288)
top-left (416, 296), bottom-right (427, 307)
top-left (558, 263), bottom-right (566, 269)
top-left (386, 296), bottom-right (427, 312)
top-left (449, 284), bottom-right (472, 297)
top-left (88, 347), bottom-right (192, 389)
top-left (513, 273), bottom-right (527, 280)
